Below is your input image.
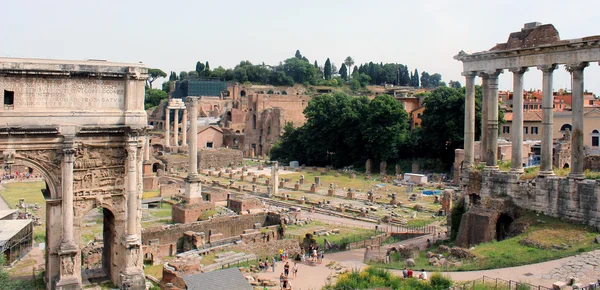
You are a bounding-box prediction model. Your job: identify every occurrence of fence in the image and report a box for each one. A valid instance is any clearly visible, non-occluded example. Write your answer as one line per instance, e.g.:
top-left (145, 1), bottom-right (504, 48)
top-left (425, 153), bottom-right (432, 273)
top-left (449, 276), bottom-right (553, 290)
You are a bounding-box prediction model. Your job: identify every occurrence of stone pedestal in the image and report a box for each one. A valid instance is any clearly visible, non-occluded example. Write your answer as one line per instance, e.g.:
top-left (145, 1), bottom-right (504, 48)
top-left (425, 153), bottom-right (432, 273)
top-left (390, 193), bottom-right (398, 205)
top-left (120, 237), bottom-right (145, 290)
top-left (347, 189), bottom-right (355, 199)
top-left (56, 244), bottom-right (81, 290)
top-left (294, 182), bottom-right (300, 190)
top-left (314, 176), bottom-right (320, 186)
top-left (328, 189), bottom-right (334, 196)
top-left (184, 175), bottom-right (203, 203)
top-left (309, 184), bottom-right (317, 193)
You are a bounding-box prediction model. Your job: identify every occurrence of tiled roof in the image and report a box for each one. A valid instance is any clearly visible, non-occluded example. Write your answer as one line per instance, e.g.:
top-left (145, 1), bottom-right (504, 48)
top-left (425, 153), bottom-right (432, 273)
top-left (182, 268), bottom-right (252, 290)
top-left (504, 111), bottom-right (542, 122)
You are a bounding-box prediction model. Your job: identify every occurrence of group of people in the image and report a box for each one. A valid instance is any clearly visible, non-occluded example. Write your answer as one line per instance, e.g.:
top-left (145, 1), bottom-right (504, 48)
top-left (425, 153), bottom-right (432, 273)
top-left (402, 268), bottom-right (428, 280)
top-left (302, 245), bottom-right (323, 264)
top-left (278, 261), bottom-right (298, 289)
top-left (257, 257), bottom-right (276, 272)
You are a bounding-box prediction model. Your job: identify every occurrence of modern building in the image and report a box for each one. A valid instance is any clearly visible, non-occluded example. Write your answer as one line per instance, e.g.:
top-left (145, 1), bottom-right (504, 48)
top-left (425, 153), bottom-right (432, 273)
top-left (0, 219), bottom-right (33, 265)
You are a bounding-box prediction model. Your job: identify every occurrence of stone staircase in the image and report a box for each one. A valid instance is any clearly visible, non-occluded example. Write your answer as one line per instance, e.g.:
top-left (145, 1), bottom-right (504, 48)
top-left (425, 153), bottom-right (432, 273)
top-left (202, 251), bottom-right (257, 272)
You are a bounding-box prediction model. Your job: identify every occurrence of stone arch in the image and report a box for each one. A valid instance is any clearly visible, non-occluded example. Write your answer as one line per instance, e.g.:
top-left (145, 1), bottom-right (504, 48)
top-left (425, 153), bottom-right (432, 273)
top-left (14, 156), bottom-right (60, 199)
top-left (560, 123), bottom-right (572, 132)
top-left (495, 213), bottom-right (513, 241)
top-left (563, 163), bottom-right (570, 169)
top-left (240, 90), bottom-right (246, 97)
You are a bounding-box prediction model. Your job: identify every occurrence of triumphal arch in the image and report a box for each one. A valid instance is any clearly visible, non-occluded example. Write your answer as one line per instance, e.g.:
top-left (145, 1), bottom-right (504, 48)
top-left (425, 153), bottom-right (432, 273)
top-left (0, 58), bottom-right (148, 289)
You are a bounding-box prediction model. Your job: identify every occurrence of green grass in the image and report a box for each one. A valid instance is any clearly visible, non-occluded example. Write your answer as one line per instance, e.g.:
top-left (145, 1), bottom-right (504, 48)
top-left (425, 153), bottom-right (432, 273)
top-left (286, 220), bottom-right (380, 246)
top-left (0, 181), bottom-right (46, 243)
top-left (375, 212), bottom-right (600, 271)
top-left (323, 267), bottom-right (450, 290)
top-left (143, 189), bottom-right (160, 199)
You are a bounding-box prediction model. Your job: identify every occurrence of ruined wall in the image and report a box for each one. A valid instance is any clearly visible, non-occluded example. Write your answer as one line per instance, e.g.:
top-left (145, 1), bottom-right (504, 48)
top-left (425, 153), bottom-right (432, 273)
top-left (171, 202), bottom-right (215, 224)
top-left (474, 170), bottom-right (600, 230)
top-left (584, 156), bottom-right (600, 171)
top-left (197, 148), bottom-right (243, 169)
top-left (243, 108), bottom-right (284, 157)
top-left (141, 212), bottom-right (280, 246)
top-left (227, 198), bottom-right (263, 214)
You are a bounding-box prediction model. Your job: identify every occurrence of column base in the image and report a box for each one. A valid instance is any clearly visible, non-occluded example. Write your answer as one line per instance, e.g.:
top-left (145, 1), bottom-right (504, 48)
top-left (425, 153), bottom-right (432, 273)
top-left (569, 173), bottom-right (585, 180)
top-left (59, 242), bottom-right (78, 254)
top-left (56, 276), bottom-right (82, 290)
top-left (120, 268), bottom-right (146, 290)
top-left (483, 166), bottom-right (499, 171)
top-left (184, 176), bottom-right (203, 202)
top-left (510, 168), bottom-right (524, 174)
top-left (538, 170), bottom-right (555, 177)
top-left (122, 235), bottom-right (141, 247)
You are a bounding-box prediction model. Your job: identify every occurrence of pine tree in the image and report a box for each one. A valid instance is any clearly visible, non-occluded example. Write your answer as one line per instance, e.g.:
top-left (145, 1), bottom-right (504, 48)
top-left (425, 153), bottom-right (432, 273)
top-left (169, 71), bottom-right (178, 81)
top-left (413, 69), bottom-right (420, 87)
top-left (295, 50), bottom-right (302, 59)
top-left (195, 61), bottom-right (204, 75)
top-left (314, 60), bottom-right (318, 68)
top-left (205, 61), bottom-right (210, 76)
top-left (324, 58), bottom-right (332, 80)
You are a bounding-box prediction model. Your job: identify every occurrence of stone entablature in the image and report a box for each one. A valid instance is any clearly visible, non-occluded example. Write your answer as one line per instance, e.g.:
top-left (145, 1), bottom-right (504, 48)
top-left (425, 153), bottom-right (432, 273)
top-left (0, 57), bottom-right (147, 129)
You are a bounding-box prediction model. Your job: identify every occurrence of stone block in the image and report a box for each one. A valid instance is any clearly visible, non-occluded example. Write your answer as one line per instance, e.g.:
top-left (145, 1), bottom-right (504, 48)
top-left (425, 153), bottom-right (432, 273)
top-left (552, 281), bottom-right (566, 290)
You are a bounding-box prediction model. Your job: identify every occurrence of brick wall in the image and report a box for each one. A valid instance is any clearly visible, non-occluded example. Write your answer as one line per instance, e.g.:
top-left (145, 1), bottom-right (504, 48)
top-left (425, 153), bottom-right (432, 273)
top-left (198, 148), bottom-right (243, 169)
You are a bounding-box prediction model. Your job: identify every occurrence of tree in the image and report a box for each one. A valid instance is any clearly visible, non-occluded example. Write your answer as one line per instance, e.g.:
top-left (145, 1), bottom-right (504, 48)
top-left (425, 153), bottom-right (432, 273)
top-left (168, 71), bottom-right (178, 81)
top-left (344, 56), bottom-right (355, 79)
top-left (147, 68), bottom-right (167, 88)
top-left (195, 61), bottom-right (205, 76)
top-left (145, 89), bottom-right (168, 109)
top-left (412, 69), bottom-right (420, 87)
top-left (360, 94), bottom-right (408, 161)
top-left (339, 64), bottom-right (348, 80)
top-left (295, 50), bottom-right (303, 59)
top-left (211, 66), bottom-right (226, 79)
top-left (204, 61), bottom-right (211, 77)
top-left (449, 80), bottom-right (461, 89)
top-left (324, 58), bottom-right (332, 80)
top-left (282, 57), bottom-right (318, 85)
top-left (352, 66), bottom-right (358, 76)
top-left (179, 71), bottom-right (188, 80)
top-left (188, 71), bottom-right (199, 79)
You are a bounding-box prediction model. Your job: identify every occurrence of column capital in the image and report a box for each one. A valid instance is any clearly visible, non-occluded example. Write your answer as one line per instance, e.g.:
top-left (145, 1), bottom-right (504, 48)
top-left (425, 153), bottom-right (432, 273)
top-left (186, 96), bottom-right (199, 107)
top-left (509, 67), bottom-right (529, 74)
top-left (461, 71), bottom-right (478, 77)
top-left (537, 64), bottom-right (557, 73)
top-left (479, 69), bottom-right (503, 78)
top-left (566, 62), bottom-right (589, 72)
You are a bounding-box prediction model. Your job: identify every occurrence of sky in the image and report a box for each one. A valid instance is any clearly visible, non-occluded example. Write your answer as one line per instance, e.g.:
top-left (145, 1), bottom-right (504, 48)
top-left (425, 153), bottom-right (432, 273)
top-left (2, 0), bottom-right (600, 94)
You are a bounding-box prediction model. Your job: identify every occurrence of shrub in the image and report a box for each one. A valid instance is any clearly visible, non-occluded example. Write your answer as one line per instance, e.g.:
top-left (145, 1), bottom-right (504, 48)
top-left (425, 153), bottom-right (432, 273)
top-left (430, 273), bottom-right (452, 289)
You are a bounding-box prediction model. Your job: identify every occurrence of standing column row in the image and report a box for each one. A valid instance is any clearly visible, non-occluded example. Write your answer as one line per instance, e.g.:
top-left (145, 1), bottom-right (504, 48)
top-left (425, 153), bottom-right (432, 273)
top-left (484, 70), bottom-right (502, 169)
top-left (463, 72), bottom-right (477, 168)
top-left (165, 107), bottom-right (170, 147)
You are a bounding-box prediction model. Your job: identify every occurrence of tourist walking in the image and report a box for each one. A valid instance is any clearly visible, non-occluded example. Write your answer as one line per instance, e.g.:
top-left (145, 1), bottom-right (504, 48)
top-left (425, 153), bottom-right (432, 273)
top-left (292, 262), bottom-right (298, 278)
top-left (279, 273), bottom-right (285, 289)
top-left (402, 267), bottom-right (408, 278)
top-left (272, 257), bottom-right (276, 272)
top-left (284, 261), bottom-right (290, 277)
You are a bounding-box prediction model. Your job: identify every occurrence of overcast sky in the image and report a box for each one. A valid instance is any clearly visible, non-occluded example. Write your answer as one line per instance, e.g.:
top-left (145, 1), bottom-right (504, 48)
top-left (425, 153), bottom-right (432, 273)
top-left (2, 0), bottom-right (599, 94)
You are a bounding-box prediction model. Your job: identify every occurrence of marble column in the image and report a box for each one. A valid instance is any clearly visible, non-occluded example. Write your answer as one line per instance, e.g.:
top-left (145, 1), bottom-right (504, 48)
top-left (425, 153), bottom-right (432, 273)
top-left (173, 108), bottom-right (179, 147)
top-left (125, 138), bottom-right (139, 238)
top-left (568, 62), bottom-right (589, 179)
top-left (165, 108), bottom-right (170, 147)
top-left (144, 136), bottom-right (150, 161)
top-left (182, 108), bottom-right (188, 146)
top-left (480, 74), bottom-right (489, 165)
top-left (272, 161), bottom-right (279, 197)
top-left (510, 67), bottom-right (528, 173)
top-left (56, 140), bottom-right (81, 289)
top-left (184, 97), bottom-right (202, 201)
top-left (483, 70), bottom-right (502, 169)
top-left (538, 64), bottom-right (557, 176)
top-left (463, 72), bottom-right (477, 168)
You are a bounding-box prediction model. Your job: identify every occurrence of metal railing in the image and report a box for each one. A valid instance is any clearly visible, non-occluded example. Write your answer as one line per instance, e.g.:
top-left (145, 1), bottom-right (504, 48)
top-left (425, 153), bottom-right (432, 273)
top-left (449, 276), bottom-right (553, 290)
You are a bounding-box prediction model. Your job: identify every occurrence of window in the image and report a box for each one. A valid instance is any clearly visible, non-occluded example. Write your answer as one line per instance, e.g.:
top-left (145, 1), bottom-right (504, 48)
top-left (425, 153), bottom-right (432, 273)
top-left (503, 126), bottom-right (510, 134)
top-left (590, 100), bottom-right (594, 106)
top-left (206, 142), bottom-right (213, 148)
top-left (524, 127), bottom-right (528, 134)
top-left (532, 127), bottom-right (539, 135)
top-left (417, 113), bottom-right (422, 118)
top-left (534, 105), bottom-right (538, 110)
top-left (523, 105), bottom-right (528, 110)
top-left (553, 104), bottom-right (556, 109)
top-left (593, 137), bottom-right (599, 147)
top-left (4, 90), bottom-right (14, 109)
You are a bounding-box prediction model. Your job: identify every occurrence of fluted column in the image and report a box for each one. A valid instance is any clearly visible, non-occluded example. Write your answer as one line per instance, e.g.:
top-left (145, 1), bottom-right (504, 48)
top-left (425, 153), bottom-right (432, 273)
top-left (480, 74), bottom-right (489, 165)
top-left (182, 108), bottom-right (188, 146)
top-left (165, 108), bottom-right (170, 147)
top-left (538, 64), bottom-right (557, 176)
top-left (510, 67), bottom-right (528, 173)
top-left (482, 70), bottom-right (502, 169)
top-left (125, 137), bottom-right (138, 238)
top-left (144, 136), bottom-right (150, 161)
top-left (568, 62), bottom-right (589, 179)
top-left (173, 108), bottom-right (179, 147)
top-left (463, 72), bottom-right (477, 168)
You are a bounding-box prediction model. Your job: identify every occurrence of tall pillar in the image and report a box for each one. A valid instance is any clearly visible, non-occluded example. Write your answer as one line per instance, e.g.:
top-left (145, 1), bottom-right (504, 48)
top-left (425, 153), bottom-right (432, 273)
top-left (510, 67), bottom-right (528, 173)
top-left (144, 136), bottom-right (150, 162)
top-left (184, 97), bottom-right (202, 202)
top-left (483, 70), bottom-right (502, 169)
top-left (480, 74), bottom-right (489, 165)
top-left (165, 108), bottom-right (170, 147)
top-left (121, 133), bottom-right (145, 289)
top-left (538, 64), bottom-right (557, 176)
top-left (56, 138), bottom-right (81, 290)
top-left (568, 62), bottom-right (589, 179)
top-left (272, 161), bottom-right (279, 197)
top-left (125, 137), bottom-right (139, 238)
top-left (182, 108), bottom-right (188, 146)
top-left (173, 108), bottom-right (179, 147)
top-left (463, 72), bottom-right (477, 168)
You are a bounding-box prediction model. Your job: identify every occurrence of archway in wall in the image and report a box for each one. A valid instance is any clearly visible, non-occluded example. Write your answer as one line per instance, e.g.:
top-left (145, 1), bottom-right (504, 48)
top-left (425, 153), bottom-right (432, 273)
top-left (79, 206), bottom-right (117, 281)
top-left (240, 90), bottom-right (246, 97)
top-left (496, 213), bottom-right (513, 241)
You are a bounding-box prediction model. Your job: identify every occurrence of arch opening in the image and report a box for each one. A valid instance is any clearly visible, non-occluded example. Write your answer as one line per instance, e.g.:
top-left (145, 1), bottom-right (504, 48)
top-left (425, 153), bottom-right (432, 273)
top-left (496, 213), bottom-right (514, 242)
